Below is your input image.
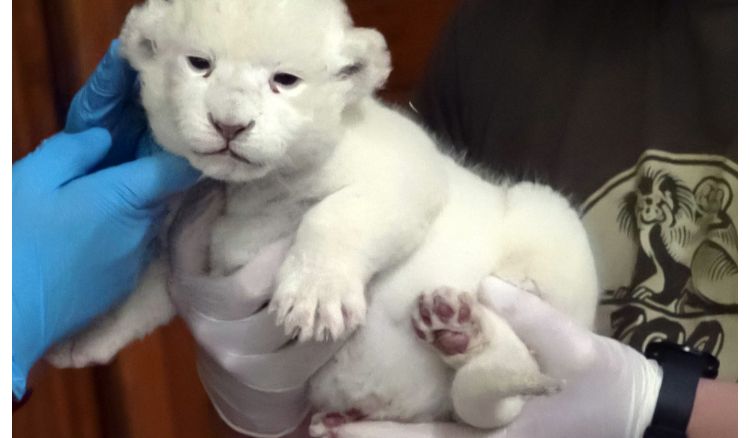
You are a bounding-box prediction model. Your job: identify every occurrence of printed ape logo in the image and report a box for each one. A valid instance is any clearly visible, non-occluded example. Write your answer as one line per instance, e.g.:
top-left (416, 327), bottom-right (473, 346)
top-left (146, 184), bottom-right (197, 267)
top-left (581, 150), bottom-right (737, 378)
top-left (615, 170), bottom-right (737, 311)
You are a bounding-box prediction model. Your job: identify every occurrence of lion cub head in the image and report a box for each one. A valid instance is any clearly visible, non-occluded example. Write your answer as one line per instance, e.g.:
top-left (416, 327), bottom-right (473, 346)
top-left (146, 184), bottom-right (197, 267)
top-left (121, 0), bottom-right (391, 182)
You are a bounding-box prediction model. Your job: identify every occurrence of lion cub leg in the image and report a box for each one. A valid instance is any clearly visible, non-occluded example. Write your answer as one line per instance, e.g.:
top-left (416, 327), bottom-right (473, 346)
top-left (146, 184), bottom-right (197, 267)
top-left (411, 287), bottom-right (559, 429)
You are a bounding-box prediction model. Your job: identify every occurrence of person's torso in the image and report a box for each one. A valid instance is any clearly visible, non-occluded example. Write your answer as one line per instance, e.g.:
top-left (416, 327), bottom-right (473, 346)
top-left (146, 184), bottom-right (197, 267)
top-left (415, 0), bottom-right (737, 379)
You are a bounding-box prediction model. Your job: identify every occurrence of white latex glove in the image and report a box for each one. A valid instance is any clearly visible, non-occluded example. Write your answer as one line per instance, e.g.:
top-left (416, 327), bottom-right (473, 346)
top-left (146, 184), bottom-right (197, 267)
top-left (336, 277), bottom-right (663, 438)
top-left (167, 181), bottom-right (343, 437)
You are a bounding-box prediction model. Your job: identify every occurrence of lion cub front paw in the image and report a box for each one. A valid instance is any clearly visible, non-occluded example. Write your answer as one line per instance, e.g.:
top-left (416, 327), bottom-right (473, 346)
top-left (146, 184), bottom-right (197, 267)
top-left (46, 323), bottom-right (122, 368)
top-left (270, 256), bottom-right (366, 342)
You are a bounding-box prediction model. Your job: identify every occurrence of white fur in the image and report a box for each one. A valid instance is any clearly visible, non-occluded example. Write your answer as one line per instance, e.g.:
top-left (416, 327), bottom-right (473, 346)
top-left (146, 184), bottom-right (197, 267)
top-left (49, 0), bottom-right (599, 431)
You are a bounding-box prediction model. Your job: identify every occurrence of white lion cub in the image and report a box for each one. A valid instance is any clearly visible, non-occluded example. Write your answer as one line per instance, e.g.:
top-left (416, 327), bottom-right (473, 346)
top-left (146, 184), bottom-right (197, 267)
top-left (49, 0), bottom-right (599, 434)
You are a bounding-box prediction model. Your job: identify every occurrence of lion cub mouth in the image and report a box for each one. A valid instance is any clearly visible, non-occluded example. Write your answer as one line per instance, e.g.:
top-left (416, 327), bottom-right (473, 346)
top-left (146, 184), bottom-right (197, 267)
top-left (194, 146), bottom-right (262, 167)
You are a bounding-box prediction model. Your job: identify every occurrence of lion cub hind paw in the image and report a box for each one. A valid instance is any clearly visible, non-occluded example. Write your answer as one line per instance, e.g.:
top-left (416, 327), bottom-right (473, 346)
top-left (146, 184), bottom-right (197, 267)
top-left (411, 287), bottom-right (487, 366)
top-left (309, 409), bottom-right (367, 438)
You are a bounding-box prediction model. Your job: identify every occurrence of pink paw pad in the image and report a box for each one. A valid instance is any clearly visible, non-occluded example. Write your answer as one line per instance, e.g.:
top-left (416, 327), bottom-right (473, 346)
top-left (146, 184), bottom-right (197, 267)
top-left (411, 287), bottom-right (482, 357)
top-left (309, 408), bottom-right (367, 438)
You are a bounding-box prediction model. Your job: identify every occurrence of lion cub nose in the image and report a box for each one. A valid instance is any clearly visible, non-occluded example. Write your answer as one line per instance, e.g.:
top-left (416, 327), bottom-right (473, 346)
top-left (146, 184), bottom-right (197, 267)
top-left (209, 114), bottom-right (255, 141)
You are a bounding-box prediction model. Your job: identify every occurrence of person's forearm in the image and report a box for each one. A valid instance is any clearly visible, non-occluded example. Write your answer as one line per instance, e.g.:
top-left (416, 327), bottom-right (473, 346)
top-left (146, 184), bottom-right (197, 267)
top-left (687, 379), bottom-right (737, 438)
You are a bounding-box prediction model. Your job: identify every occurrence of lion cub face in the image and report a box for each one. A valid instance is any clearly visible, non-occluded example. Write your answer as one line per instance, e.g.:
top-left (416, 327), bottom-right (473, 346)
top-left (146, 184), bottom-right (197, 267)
top-left (121, 0), bottom-right (390, 182)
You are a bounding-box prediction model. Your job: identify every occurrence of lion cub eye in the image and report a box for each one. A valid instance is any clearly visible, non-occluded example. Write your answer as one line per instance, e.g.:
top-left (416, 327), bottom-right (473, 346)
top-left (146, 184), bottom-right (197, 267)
top-left (187, 56), bottom-right (212, 76)
top-left (270, 73), bottom-right (301, 93)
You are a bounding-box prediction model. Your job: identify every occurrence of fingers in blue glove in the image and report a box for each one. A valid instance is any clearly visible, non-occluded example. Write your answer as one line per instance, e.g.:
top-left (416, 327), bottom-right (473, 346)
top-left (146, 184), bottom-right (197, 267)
top-left (20, 128), bottom-right (113, 191)
top-left (87, 152), bottom-right (200, 211)
top-left (95, 101), bottom-right (149, 169)
top-left (65, 40), bottom-right (138, 133)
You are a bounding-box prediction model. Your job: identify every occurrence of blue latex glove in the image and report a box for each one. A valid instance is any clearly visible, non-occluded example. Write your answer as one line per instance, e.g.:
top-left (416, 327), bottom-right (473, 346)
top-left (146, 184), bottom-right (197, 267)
top-left (12, 40), bottom-right (200, 398)
top-left (65, 40), bottom-right (162, 161)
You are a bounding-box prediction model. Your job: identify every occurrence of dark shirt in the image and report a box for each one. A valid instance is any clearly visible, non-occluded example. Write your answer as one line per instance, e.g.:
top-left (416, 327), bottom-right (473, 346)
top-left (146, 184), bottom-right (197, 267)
top-left (414, 0), bottom-right (737, 379)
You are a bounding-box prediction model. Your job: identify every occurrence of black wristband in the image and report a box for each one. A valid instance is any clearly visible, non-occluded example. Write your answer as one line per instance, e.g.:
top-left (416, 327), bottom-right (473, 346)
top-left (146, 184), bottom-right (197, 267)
top-left (643, 342), bottom-right (719, 438)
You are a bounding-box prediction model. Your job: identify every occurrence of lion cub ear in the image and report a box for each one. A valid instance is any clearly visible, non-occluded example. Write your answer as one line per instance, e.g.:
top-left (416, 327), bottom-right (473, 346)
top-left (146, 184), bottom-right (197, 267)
top-left (119, 0), bottom-right (172, 70)
top-left (336, 27), bottom-right (392, 103)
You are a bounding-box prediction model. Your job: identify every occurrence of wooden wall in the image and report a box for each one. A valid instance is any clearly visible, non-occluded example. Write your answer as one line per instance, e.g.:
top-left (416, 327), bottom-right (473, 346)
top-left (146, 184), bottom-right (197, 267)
top-left (12, 1), bottom-right (460, 437)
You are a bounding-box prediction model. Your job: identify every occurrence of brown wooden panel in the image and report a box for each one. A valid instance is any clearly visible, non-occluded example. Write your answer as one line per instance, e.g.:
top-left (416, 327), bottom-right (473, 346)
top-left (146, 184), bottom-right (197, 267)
top-left (12, 364), bottom-right (102, 438)
top-left (349, 0), bottom-right (460, 104)
top-left (39, 0), bottom-right (137, 116)
top-left (12, 0), bottom-right (60, 161)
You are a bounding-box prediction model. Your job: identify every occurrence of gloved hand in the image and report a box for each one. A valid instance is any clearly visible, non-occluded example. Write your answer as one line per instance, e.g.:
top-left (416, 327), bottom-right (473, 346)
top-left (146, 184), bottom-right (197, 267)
top-left (12, 40), bottom-right (200, 399)
top-left (167, 181), bottom-right (343, 438)
top-left (65, 40), bottom-right (161, 161)
top-left (334, 277), bottom-right (663, 438)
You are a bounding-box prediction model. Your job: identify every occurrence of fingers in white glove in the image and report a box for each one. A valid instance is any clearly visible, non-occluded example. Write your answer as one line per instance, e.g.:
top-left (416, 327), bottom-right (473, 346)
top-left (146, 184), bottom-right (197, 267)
top-left (335, 421), bottom-right (494, 438)
top-left (478, 276), bottom-right (597, 378)
top-left (173, 239), bottom-right (291, 320)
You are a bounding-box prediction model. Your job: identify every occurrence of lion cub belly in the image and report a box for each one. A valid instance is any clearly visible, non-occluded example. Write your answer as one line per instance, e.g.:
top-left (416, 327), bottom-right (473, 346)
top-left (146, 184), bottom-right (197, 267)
top-left (210, 187), bottom-right (316, 275)
top-left (309, 169), bottom-right (509, 420)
